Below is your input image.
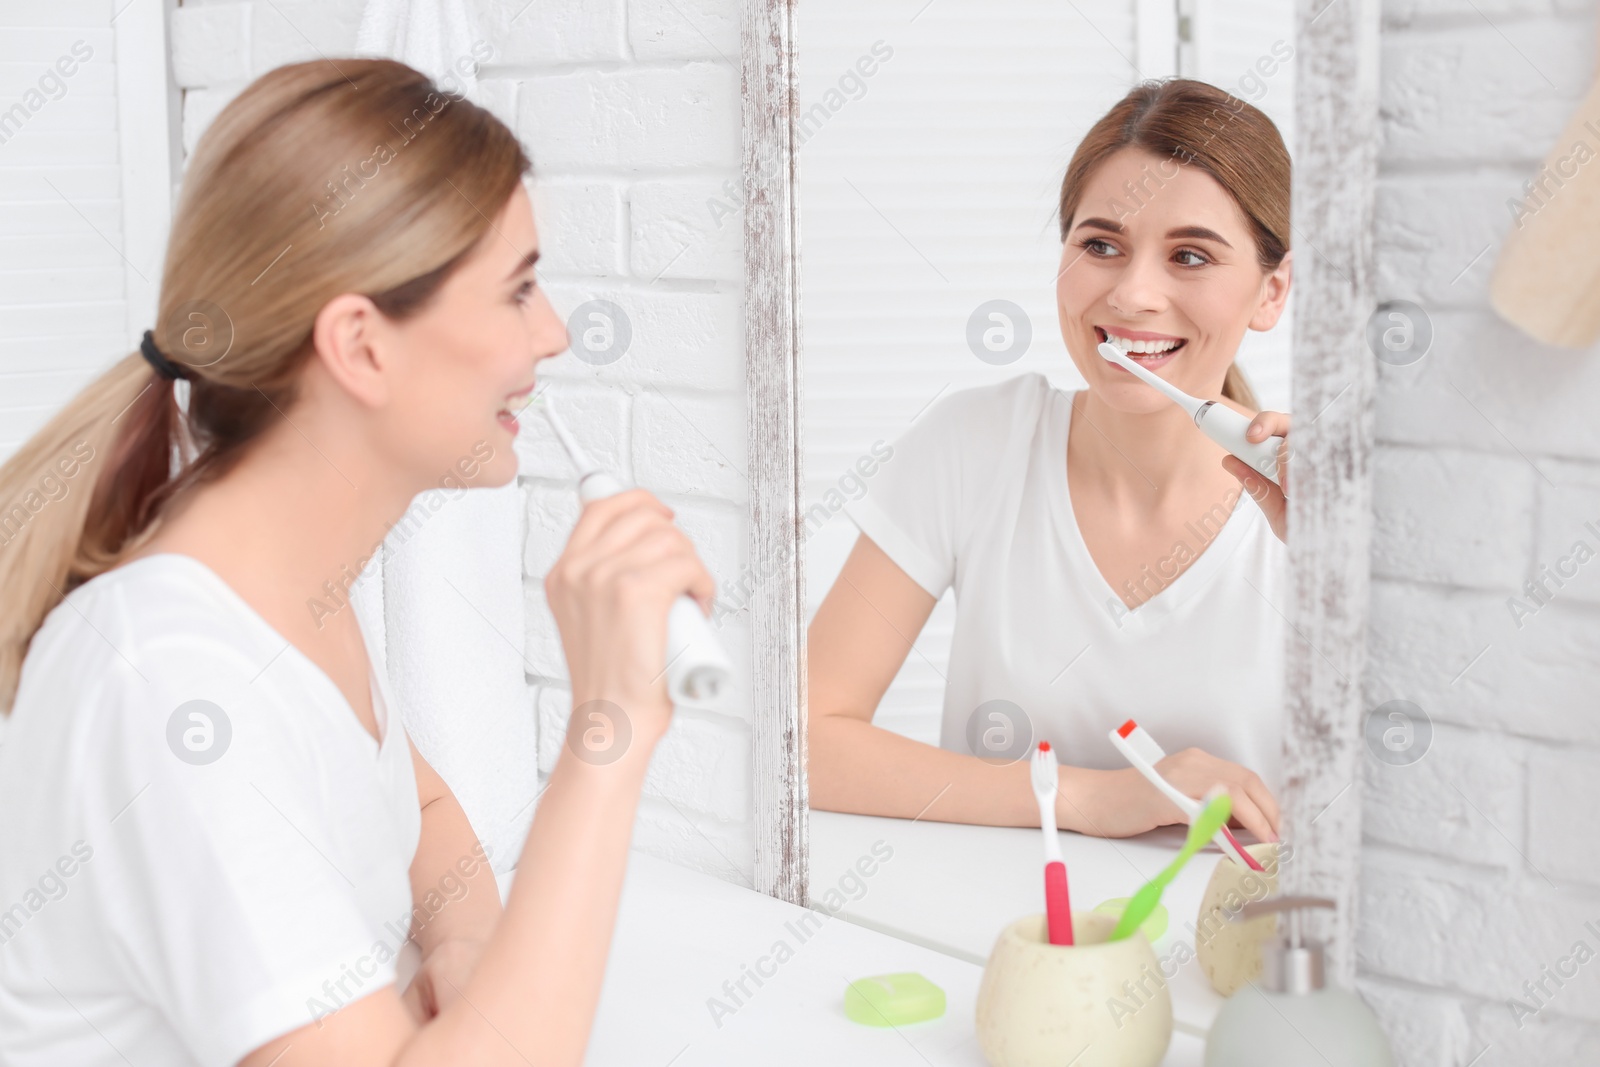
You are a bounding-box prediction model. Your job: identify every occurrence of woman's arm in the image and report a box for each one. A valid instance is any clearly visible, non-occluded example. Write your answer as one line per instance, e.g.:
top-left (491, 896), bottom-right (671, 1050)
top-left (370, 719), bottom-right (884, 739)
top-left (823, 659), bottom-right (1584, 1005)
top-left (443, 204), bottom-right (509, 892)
top-left (809, 533), bottom-right (1046, 827)
top-left (396, 741), bottom-right (502, 1024)
top-left (236, 488), bottom-right (712, 1067)
top-left (397, 719), bottom-right (666, 1065)
top-left (809, 533), bottom-right (1280, 840)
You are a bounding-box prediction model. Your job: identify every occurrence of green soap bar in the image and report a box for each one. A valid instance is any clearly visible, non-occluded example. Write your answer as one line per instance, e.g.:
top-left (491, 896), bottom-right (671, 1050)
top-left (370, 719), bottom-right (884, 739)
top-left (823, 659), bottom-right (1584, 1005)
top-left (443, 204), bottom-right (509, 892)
top-left (1094, 897), bottom-right (1169, 942)
top-left (843, 972), bottom-right (946, 1027)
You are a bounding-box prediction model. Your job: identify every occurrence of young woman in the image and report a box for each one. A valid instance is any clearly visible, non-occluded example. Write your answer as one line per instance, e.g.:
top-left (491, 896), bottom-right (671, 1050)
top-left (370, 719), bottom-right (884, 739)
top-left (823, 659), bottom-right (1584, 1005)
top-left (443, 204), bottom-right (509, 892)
top-left (0, 60), bottom-right (712, 1066)
top-left (808, 79), bottom-right (1293, 844)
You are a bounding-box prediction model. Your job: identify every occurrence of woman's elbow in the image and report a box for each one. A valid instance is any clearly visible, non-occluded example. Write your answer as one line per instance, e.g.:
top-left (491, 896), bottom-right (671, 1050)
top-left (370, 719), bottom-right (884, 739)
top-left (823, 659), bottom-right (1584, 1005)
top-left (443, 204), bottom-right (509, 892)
top-left (805, 710), bottom-right (859, 810)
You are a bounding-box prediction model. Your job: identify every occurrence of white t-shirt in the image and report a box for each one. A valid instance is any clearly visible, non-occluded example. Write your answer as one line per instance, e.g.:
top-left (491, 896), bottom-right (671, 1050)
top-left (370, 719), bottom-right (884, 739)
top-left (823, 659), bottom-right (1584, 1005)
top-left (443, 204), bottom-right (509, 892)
top-left (0, 553), bottom-right (421, 1067)
top-left (845, 374), bottom-right (1285, 793)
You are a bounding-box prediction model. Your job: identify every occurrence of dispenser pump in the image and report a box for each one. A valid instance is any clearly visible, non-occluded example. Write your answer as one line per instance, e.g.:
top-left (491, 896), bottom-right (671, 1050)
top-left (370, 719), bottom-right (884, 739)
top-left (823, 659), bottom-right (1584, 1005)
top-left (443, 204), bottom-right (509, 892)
top-left (1203, 896), bottom-right (1396, 1066)
top-left (1255, 895), bottom-right (1333, 995)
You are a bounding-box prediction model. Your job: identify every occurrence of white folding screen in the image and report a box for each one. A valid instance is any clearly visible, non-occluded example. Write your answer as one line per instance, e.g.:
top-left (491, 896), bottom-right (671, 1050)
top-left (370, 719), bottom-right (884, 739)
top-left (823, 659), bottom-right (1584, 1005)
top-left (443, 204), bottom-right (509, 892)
top-left (0, 2), bottom-right (174, 463)
top-left (1189, 0), bottom-right (1296, 412)
top-left (797, 1), bottom-right (1144, 743)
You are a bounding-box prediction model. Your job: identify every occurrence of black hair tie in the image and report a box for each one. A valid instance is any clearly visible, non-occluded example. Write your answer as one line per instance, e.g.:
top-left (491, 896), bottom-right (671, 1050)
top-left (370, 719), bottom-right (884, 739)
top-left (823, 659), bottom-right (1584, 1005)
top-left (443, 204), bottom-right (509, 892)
top-left (140, 329), bottom-right (190, 381)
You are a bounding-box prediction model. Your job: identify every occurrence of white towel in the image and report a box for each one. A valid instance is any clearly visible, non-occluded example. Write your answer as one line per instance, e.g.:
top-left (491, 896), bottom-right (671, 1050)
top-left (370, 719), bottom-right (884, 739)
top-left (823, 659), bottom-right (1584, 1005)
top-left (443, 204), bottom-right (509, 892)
top-left (353, 0), bottom-right (536, 871)
top-left (382, 484), bottom-right (536, 872)
top-left (356, 0), bottom-right (483, 102)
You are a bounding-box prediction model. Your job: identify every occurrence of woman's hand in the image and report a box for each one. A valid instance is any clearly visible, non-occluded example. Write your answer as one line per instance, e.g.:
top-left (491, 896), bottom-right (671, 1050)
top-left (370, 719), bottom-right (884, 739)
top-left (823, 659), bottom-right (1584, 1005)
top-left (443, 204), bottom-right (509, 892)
top-left (1221, 410), bottom-right (1289, 543)
top-left (543, 488), bottom-right (717, 749)
top-left (400, 936), bottom-right (488, 1025)
top-left (1148, 747), bottom-right (1279, 843)
top-left (1065, 749), bottom-right (1280, 843)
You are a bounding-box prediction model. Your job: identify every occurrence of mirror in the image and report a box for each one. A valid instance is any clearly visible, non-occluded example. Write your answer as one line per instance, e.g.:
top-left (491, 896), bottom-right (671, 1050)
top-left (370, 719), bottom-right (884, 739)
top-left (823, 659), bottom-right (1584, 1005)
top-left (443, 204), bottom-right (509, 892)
top-left (800, 6), bottom-right (1299, 809)
top-left (785, 0), bottom-right (1339, 993)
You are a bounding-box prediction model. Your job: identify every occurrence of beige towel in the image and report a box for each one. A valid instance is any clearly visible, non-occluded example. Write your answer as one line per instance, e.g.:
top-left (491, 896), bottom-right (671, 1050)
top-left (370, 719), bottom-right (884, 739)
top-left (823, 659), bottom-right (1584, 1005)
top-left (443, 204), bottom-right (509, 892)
top-left (1490, 29), bottom-right (1600, 347)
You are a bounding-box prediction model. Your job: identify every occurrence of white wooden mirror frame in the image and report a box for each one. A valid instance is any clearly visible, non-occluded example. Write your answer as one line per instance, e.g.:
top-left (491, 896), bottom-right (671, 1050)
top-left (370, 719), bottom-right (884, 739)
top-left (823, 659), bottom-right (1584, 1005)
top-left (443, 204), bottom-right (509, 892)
top-left (739, 0), bottom-right (1381, 983)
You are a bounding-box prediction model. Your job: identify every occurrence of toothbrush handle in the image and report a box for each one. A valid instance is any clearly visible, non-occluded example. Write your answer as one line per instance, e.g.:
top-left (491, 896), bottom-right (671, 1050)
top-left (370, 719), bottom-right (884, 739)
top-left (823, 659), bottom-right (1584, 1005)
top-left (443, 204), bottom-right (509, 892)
top-left (1218, 826), bottom-right (1266, 871)
top-left (1044, 861), bottom-right (1073, 945)
top-left (1126, 753), bottom-right (1264, 869)
top-left (1132, 758), bottom-right (1203, 820)
top-left (577, 471), bottom-right (631, 501)
top-left (664, 597), bottom-right (734, 708)
top-left (1196, 403), bottom-right (1286, 489)
top-left (576, 474), bottom-right (733, 709)
top-left (1154, 775), bottom-right (1264, 870)
top-left (1110, 727), bottom-right (1268, 870)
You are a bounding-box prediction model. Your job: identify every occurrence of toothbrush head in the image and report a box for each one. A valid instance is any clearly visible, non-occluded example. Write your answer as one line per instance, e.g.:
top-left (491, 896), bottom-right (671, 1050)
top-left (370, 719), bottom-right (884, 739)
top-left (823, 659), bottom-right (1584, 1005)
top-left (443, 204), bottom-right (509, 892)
top-left (1096, 338), bottom-right (1138, 370)
top-left (505, 387), bottom-right (542, 416)
top-left (1029, 741), bottom-right (1058, 801)
top-left (1097, 338), bottom-right (1148, 378)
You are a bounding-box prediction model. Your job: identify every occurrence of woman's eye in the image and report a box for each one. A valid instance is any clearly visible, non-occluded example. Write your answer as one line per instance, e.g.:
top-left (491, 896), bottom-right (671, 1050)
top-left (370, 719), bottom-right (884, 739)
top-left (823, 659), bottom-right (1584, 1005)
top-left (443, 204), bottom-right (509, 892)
top-left (514, 278), bottom-right (536, 304)
top-left (1078, 239), bottom-right (1208, 266)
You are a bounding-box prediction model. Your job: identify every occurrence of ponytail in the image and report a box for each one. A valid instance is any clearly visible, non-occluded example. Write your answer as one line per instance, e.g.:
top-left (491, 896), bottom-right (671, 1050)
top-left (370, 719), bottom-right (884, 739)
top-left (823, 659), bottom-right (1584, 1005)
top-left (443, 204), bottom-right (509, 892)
top-left (0, 354), bottom-right (179, 711)
top-left (1220, 362), bottom-right (1259, 411)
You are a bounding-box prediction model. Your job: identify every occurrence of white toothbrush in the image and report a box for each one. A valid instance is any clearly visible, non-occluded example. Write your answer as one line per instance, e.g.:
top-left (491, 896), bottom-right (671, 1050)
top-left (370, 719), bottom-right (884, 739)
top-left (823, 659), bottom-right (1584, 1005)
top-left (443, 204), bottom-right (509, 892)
top-left (1029, 741), bottom-right (1074, 945)
top-left (1097, 339), bottom-right (1286, 490)
top-left (513, 388), bottom-right (734, 709)
top-left (1108, 719), bottom-right (1265, 871)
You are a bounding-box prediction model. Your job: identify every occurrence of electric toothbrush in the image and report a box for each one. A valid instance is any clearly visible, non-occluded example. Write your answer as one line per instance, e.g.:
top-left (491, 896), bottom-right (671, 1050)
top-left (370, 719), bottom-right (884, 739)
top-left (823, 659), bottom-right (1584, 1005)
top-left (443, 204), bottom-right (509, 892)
top-left (512, 388), bottom-right (734, 710)
top-left (1097, 339), bottom-right (1287, 490)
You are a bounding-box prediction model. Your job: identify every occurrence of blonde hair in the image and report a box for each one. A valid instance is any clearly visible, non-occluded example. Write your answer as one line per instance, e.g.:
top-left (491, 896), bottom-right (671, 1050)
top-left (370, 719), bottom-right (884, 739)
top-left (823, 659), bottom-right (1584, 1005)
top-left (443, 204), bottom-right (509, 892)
top-left (1059, 78), bottom-right (1294, 411)
top-left (0, 58), bottom-right (531, 712)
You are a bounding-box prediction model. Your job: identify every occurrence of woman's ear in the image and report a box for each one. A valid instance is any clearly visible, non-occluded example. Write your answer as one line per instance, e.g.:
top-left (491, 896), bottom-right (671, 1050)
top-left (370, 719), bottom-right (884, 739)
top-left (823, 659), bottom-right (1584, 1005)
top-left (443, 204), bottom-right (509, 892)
top-left (310, 293), bottom-right (389, 409)
top-left (1248, 248), bottom-right (1293, 332)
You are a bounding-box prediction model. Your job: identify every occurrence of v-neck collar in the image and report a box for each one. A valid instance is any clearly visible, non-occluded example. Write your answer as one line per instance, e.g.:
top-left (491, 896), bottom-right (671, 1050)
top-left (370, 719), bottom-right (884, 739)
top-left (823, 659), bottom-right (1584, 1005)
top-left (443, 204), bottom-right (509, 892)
top-left (129, 553), bottom-right (390, 755)
top-left (1047, 388), bottom-right (1253, 627)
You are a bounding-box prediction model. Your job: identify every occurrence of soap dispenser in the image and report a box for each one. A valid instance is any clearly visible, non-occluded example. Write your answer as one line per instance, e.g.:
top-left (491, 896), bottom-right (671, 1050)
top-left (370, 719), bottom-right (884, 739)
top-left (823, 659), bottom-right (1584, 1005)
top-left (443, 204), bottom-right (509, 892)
top-left (1204, 896), bottom-right (1395, 1067)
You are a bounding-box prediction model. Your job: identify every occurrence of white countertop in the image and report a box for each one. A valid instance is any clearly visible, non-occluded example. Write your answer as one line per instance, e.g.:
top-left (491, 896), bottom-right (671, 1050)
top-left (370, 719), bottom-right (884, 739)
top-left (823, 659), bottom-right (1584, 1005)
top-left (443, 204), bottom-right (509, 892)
top-left (499, 848), bottom-right (1210, 1065)
top-left (809, 809), bottom-right (1232, 1036)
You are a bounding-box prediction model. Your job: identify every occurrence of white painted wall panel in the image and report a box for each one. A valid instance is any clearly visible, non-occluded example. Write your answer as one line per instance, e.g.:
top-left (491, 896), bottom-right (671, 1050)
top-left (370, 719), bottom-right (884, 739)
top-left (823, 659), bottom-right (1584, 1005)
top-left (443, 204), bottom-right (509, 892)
top-left (0, 11), bottom-right (126, 460)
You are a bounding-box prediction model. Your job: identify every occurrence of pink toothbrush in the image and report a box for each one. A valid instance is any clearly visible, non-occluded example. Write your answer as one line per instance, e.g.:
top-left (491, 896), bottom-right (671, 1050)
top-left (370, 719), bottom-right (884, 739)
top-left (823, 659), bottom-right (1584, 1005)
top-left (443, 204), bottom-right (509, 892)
top-left (1108, 719), bottom-right (1267, 872)
top-left (1029, 741), bottom-right (1074, 945)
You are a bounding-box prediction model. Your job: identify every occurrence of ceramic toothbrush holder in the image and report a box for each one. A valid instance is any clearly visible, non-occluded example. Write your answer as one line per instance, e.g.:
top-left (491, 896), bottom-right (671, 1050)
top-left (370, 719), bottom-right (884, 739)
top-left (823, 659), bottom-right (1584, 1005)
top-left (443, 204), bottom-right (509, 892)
top-left (1194, 841), bottom-right (1282, 996)
top-left (974, 911), bottom-right (1172, 1067)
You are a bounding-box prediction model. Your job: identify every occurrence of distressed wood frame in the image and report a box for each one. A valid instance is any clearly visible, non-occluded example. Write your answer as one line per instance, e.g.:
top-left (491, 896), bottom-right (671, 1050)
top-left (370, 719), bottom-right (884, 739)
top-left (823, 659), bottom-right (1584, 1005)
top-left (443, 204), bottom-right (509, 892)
top-left (1280, 0), bottom-right (1380, 982)
top-left (742, 0), bottom-right (807, 904)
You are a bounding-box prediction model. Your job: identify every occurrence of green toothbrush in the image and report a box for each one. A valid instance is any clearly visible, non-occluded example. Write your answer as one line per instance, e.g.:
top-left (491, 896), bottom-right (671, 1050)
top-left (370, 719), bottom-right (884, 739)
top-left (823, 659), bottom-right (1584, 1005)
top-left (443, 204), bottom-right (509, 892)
top-left (1110, 788), bottom-right (1233, 942)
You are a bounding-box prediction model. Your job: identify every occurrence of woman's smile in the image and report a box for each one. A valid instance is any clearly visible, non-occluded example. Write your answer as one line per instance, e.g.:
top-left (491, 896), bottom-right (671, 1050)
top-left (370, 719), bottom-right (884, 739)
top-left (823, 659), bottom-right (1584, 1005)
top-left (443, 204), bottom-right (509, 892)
top-left (497, 380), bottom-right (537, 435)
top-left (1093, 324), bottom-right (1189, 371)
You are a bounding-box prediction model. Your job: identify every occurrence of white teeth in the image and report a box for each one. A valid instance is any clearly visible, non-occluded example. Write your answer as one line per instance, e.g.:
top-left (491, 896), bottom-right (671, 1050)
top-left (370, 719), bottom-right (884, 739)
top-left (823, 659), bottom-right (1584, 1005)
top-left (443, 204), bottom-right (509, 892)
top-left (1105, 332), bottom-right (1181, 355)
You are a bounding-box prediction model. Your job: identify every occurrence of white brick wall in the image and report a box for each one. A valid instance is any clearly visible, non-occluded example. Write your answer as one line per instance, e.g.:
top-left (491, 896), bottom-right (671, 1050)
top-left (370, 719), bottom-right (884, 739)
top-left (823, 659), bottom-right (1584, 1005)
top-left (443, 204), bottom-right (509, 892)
top-left (483, 0), bottom-right (755, 880)
top-left (165, 0), bottom-right (756, 881)
top-left (1362, 3), bottom-right (1600, 1063)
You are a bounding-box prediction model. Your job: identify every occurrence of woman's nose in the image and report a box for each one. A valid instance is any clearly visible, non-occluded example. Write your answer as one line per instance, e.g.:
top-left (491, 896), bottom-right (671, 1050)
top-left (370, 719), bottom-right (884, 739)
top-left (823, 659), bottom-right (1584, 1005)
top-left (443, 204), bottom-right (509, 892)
top-left (1105, 250), bottom-right (1168, 316)
top-left (531, 290), bottom-right (570, 362)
